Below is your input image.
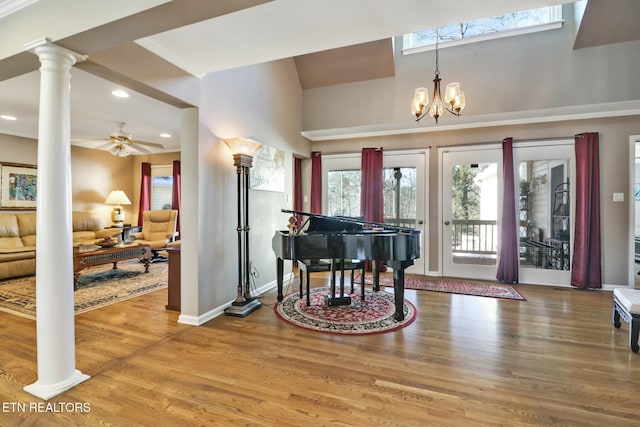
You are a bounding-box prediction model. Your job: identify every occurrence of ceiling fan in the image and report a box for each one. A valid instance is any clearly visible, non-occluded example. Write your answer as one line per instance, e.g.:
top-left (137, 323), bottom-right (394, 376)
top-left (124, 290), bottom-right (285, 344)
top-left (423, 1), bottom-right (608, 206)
top-left (73, 122), bottom-right (165, 157)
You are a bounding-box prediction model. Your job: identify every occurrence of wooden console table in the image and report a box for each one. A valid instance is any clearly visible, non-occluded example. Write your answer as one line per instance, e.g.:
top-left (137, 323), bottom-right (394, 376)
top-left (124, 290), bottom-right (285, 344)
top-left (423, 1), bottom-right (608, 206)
top-left (73, 244), bottom-right (151, 289)
top-left (166, 247), bottom-right (181, 311)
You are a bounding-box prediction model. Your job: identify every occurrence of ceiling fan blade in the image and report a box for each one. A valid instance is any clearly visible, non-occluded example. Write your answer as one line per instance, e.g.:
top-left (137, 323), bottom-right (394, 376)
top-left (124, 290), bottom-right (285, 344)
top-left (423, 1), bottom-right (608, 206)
top-left (95, 142), bottom-right (116, 150)
top-left (71, 138), bottom-right (109, 144)
top-left (131, 144), bottom-right (152, 154)
top-left (134, 140), bottom-right (165, 149)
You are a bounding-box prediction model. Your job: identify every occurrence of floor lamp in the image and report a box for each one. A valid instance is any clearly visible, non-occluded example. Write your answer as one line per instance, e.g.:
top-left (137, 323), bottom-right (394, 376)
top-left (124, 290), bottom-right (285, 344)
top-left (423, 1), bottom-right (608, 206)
top-left (223, 137), bottom-right (263, 317)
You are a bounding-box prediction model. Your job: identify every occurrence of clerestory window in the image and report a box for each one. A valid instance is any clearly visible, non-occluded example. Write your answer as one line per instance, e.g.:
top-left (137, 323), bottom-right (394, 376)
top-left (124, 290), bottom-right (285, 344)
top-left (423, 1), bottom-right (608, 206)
top-left (403, 5), bottom-right (563, 54)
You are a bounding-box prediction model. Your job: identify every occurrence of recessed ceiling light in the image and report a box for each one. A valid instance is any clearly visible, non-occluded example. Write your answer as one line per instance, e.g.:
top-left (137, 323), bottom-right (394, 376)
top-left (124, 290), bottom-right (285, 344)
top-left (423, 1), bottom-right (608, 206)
top-left (0, 114), bottom-right (16, 121)
top-left (160, 133), bottom-right (172, 138)
top-left (111, 89), bottom-right (129, 98)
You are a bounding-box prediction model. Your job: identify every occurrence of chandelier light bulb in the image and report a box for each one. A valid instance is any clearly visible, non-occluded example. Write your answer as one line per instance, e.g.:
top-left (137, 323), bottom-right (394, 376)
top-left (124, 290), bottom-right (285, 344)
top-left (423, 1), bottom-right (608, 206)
top-left (455, 91), bottom-right (466, 111)
top-left (444, 82), bottom-right (460, 105)
top-left (411, 88), bottom-right (428, 118)
top-left (429, 97), bottom-right (444, 120)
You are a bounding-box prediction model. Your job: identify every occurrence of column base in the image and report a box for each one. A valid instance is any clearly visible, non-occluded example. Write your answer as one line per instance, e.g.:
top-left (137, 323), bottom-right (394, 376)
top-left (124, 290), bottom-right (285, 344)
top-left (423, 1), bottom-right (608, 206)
top-left (24, 370), bottom-right (90, 400)
top-left (224, 297), bottom-right (262, 317)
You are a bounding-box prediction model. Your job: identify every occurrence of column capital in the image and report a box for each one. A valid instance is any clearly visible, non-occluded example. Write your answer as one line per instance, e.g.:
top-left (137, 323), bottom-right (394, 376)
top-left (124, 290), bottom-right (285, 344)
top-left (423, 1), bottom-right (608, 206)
top-left (24, 37), bottom-right (87, 67)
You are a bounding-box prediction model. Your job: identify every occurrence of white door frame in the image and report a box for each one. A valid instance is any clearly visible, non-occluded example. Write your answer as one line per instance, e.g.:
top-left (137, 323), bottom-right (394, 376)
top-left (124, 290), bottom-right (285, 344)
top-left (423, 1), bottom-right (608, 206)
top-left (514, 140), bottom-right (575, 286)
top-left (629, 135), bottom-right (640, 288)
top-left (438, 144), bottom-right (502, 280)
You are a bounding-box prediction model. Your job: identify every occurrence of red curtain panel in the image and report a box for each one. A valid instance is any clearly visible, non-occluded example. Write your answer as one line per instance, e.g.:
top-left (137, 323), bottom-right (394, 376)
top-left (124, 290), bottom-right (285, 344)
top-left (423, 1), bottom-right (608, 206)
top-left (310, 152), bottom-right (322, 214)
top-left (496, 137), bottom-right (519, 283)
top-left (571, 132), bottom-right (602, 289)
top-left (360, 147), bottom-right (384, 223)
top-left (361, 148), bottom-right (384, 272)
top-left (137, 162), bottom-right (151, 226)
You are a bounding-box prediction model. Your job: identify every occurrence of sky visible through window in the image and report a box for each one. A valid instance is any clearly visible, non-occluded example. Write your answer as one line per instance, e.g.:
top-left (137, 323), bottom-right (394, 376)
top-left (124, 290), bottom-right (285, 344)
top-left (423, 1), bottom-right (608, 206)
top-left (404, 5), bottom-right (562, 50)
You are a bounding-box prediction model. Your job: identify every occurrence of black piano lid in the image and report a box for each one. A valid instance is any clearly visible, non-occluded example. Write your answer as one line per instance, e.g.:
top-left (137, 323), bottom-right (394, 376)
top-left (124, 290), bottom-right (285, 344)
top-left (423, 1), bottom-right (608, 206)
top-left (282, 209), bottom-right (418, 234)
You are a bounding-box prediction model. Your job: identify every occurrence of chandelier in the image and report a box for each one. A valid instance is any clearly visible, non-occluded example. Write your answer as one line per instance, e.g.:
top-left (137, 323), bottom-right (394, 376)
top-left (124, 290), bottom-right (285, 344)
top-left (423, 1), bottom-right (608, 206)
top-left (411, 33), bottom-right (466, 123)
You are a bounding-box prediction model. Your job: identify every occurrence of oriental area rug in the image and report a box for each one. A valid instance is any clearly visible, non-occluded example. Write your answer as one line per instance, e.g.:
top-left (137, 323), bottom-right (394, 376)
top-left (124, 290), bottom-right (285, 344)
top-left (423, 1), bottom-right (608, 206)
top-left (275, 287), bottom-right (417, 335)
top-left (0, 260), bottom-right (168, 320)
top-left (356, 273), bottom-right (526, 301)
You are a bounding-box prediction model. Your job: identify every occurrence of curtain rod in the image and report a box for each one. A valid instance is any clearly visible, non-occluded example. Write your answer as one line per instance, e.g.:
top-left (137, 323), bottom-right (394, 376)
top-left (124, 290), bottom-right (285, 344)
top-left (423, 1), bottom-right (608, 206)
top-left (316, 146), bottom-right (432, 156)
top-left (436, 135), bottom-right (575, 149)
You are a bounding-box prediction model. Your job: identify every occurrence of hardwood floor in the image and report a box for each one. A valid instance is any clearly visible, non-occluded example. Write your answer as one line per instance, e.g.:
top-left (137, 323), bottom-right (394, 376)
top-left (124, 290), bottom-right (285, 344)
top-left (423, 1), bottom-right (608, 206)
top-left (1, 273), bottom-right (639, 427)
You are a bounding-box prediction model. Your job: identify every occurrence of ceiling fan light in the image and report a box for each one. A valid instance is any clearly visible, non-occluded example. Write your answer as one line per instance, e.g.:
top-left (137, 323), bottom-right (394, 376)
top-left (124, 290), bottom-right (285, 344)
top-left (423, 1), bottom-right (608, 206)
top-left (118, 146), bottom-right (132, 157)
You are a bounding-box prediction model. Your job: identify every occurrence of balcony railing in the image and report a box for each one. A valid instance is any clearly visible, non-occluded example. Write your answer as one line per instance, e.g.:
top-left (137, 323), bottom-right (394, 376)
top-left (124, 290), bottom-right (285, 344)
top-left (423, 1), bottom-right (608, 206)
top-left (451, 219), bottom-right (497, 255)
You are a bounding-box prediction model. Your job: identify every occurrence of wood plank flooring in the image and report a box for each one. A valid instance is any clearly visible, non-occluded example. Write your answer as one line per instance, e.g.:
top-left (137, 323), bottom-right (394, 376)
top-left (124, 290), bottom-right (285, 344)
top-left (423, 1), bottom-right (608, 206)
top-left (1, 272), bottom-right (639, 427)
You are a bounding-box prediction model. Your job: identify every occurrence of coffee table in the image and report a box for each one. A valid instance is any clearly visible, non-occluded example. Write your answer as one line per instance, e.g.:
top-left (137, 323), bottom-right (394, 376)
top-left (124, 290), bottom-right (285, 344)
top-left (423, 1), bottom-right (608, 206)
top-left (73, 244), bottom-right (151, 289)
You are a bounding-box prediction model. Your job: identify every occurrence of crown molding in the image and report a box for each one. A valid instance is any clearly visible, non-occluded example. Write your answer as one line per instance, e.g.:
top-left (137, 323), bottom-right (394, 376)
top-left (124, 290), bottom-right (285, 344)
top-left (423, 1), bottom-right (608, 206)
top-left (301, 100), bottom-right (640, 141)
top-left (0, 0), bottom-right (38, 20)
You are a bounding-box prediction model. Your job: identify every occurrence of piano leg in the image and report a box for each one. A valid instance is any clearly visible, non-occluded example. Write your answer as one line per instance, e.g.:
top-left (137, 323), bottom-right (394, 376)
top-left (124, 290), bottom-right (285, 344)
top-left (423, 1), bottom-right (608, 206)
top-left (360, 264), bottom-right (366, 301)
top-left (393, 268), bottom-right (405, 321)
top-left (388, 260), bottom-right (413, 322)
top-left (339, 260), bottom-right (346, 298)
top-left (330, 258), bottom-right (336, 298)
top-left (276, 257), bottom-right (284, 302)
top-left (325, 258), bottom-right (352, 307)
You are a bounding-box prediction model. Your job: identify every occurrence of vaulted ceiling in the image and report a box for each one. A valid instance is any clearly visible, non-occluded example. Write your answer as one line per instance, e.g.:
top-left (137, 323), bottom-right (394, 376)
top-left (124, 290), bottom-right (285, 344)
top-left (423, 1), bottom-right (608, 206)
top-left (0, 0), bottom-right (637, 154)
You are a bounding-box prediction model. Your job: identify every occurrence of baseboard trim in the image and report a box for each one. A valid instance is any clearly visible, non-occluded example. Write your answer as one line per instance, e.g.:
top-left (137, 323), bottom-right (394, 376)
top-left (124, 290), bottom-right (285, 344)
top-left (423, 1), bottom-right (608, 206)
top-left (178, 272), bottom-right (292, 326)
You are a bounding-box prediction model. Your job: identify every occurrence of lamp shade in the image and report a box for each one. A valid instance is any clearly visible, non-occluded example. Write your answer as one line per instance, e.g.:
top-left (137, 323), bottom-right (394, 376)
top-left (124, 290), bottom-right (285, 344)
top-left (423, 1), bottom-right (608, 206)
top-left (104, 190), bottom-right (131, 206)
top-left (223, 137), bottom-right (262, 157)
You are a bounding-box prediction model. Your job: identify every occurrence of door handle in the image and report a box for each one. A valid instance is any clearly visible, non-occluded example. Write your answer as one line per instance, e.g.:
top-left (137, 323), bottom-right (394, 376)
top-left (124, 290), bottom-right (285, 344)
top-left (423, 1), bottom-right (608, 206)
top-left (417, 219), bottom-right (424, 225)
top-left (444, 220), bottom-right (450, 226)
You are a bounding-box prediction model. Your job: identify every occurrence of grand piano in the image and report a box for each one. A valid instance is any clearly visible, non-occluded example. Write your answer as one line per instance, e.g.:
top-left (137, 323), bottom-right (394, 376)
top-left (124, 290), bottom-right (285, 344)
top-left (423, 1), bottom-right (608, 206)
top-left (272, 209), bottom-right (421, 321)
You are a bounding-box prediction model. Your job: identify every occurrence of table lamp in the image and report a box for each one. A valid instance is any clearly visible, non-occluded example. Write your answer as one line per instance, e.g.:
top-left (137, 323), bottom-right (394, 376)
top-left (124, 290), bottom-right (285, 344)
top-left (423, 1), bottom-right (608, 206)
top-left (105, 190), bottom-right (132, 227)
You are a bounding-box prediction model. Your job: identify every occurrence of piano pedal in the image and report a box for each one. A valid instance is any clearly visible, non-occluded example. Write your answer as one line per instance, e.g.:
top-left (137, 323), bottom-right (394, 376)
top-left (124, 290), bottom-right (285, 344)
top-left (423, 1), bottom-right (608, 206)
top-left (324, 295), bottom-right (352, 307)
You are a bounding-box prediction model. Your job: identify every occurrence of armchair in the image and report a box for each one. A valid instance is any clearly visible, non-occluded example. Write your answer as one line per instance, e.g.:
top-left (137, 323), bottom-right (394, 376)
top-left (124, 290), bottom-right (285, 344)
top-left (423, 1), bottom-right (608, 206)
top-left (130, 210), bottom-right (178, 261)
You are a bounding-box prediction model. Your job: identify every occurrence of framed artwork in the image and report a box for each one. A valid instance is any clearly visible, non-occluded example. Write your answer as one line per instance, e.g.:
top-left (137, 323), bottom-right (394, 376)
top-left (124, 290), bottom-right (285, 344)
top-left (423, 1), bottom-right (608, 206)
top-left (1, 163), bottom-right (37, 209)
top-left (250, 144), bottom-right (285, 192)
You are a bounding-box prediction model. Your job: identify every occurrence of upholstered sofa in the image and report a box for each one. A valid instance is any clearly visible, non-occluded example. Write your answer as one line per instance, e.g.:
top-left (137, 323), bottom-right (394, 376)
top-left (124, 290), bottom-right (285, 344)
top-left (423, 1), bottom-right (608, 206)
top-left (0, 211), bottom-right (120, 280)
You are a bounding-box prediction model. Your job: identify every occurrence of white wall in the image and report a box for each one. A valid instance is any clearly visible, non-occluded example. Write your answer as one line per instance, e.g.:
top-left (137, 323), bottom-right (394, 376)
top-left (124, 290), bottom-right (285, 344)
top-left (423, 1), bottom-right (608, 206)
top-left (194, 58), bottom-right (310, 314)
top-left (301, 5), bottom-right (640, 131)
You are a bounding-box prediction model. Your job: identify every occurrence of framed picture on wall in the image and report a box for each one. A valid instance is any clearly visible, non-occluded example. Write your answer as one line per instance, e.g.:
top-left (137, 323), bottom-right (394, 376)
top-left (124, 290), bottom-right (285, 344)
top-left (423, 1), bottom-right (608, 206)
top-left (0, 163), bottom-right (37, 209)
top-left (250, 144), bottom-right (285, 192)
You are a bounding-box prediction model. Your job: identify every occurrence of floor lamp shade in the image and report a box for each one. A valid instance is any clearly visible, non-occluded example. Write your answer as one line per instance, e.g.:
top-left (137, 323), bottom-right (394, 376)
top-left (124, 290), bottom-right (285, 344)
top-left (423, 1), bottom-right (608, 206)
top-left (105, 190), bottom-right (132, 227)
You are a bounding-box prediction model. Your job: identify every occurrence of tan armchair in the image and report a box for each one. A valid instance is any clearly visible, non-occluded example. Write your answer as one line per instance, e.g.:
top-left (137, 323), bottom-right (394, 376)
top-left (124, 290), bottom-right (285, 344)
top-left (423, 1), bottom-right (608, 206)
top-left (130, 210), bottom-right (178, 260)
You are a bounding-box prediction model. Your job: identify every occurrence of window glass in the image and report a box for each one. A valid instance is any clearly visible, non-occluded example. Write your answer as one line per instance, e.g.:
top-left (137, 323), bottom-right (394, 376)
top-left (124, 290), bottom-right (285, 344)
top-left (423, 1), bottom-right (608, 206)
top-left (403, 5), bottom-right (562, 51)
top-left (383, 167), bottom-right (417, 228)
top-left (151, 164), bottom-right (173, 210)
top-left (327, 170), bottom-right (360, 217)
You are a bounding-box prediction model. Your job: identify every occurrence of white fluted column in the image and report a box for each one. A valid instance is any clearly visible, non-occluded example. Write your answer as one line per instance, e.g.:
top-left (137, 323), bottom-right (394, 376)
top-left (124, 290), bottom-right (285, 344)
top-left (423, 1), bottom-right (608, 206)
top-left (23, 42), bottom-right (89, 400)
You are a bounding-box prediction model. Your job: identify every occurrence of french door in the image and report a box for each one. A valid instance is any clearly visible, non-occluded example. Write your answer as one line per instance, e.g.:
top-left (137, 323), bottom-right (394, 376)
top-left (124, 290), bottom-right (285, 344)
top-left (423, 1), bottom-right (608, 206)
top-left (323, 149), bottom-right (428, 275)
top-left (440, 141), bottom-right (574, 285)
top-left (514, 141), bottom-right (574, 286)
top-left (383, 151), bottom-right (427, 275)
top-left (441, 146), bottom-right (501, 280)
